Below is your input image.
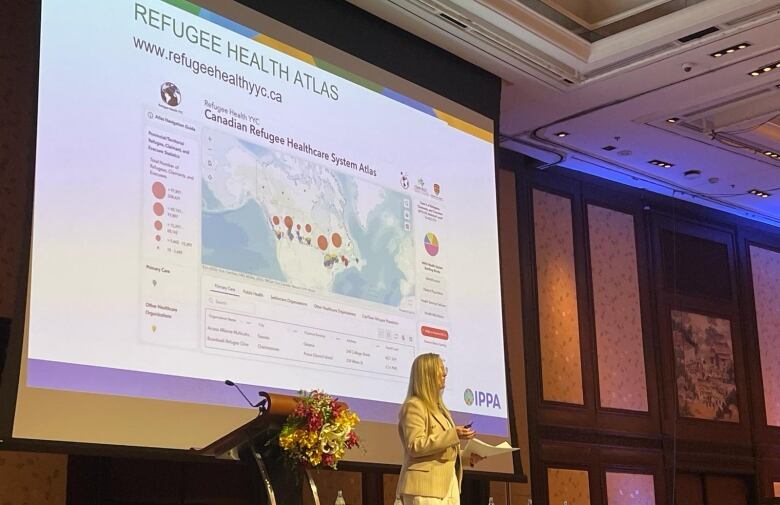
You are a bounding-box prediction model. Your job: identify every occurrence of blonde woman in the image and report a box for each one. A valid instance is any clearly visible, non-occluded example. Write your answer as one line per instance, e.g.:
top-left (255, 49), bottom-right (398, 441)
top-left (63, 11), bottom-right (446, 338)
top-left (397, 353), bottom-right (482, 505)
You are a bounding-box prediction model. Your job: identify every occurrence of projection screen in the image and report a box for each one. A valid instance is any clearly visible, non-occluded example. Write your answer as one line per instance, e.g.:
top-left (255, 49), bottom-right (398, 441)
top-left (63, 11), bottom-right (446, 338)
top-left (3, 0), bottom-right (516, 474)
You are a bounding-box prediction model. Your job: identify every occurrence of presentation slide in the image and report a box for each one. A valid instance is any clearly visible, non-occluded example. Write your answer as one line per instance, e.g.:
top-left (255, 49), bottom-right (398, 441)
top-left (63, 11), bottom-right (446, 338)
top-left (16, 0), bottom-right (509, 463)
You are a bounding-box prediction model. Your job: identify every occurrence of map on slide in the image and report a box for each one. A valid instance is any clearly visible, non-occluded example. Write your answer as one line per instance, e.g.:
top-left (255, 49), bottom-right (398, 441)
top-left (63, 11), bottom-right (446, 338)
top-left (201, 128), bottom-right (416, 309)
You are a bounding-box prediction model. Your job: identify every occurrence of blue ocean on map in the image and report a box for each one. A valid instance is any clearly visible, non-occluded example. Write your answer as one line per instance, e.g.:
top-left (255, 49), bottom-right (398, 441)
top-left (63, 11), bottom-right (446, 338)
top-left (202, 182), bottom-right (286, 281)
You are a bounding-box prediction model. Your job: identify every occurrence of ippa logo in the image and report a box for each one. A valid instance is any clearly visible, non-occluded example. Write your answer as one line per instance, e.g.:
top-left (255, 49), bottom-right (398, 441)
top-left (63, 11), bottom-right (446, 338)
top-left (464, 388), bottom-right (501, 409)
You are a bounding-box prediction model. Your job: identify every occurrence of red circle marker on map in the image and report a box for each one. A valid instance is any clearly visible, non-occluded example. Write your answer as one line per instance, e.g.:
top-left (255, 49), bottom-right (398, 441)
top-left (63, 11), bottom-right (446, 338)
top-left (153, 203), bottom-right (164, 216)
top-left (317, 235), bottom-right (328, 250)
top-left (284, 216), bottom-right (293, 229)
top-left (154, 220), bottom-right (163, 231)
top-left (155, 235), bottom-right (161, 242)
top-left (332, 233), bottom-right (343, 248)
top-left (152, 181), bottom-right (166, 199)
top-left (272, 216), bottom-right (280, 225)
top-left (305, 224), bottom-right (312, 233)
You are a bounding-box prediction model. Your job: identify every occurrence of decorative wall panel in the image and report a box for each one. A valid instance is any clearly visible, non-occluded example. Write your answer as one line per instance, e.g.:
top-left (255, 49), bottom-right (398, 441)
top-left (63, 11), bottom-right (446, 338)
top-left (0, 451), bottom-right (67, 505)
top-left (606, 472), bottom-right (655, 505)
top-left (548, 467), bottom-right (591, 505)
top-left (750, 245), bottom-right (780, 426)
top-left (671, 310), bottom-right (738, 422)
top-left (588, 205), bottom-right (648, 411)
top-left (534, 189), bottom-right (583, 404)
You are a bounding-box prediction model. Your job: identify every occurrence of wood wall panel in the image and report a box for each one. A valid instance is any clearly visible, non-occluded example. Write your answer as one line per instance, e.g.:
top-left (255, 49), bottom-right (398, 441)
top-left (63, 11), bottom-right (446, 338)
top-left (305, 469), bottom-right (361, 505)
top-left (383, 473), bottom-right (399, 505)
top-left (674, 473), bottom-right (704, 505)
top-left (704, 475), bottom-right (749, 505)
top-left (505, 147), bottom-right (780, 504)
top-left (0, 451), bottom-right (67, 505)
top-left (651, 220), bottom-right (751, 447)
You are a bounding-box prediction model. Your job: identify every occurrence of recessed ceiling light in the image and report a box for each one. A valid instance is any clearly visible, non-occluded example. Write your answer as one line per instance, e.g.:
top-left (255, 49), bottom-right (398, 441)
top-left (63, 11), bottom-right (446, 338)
top-left (749, 189), bottom-right (772, 198)
top-left (602, 145), bottom-right (616, 151)
top-left (555, 131), bottom-right (569, 138)
top-left (710, 42), bottom-right (751, 58)
top-left (764, 150), bottom-right (780, 159)
top-left (749, 60), bottom-right (780, 77)
top-left (666, 117), bottom-right (680, 123)
top-left (649, 159), bottom-right (674, 168)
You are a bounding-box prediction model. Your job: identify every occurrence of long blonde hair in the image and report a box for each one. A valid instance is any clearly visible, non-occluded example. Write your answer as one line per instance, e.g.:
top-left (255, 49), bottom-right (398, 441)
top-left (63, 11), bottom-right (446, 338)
top-left (406, 353), bottom-right (451, 419)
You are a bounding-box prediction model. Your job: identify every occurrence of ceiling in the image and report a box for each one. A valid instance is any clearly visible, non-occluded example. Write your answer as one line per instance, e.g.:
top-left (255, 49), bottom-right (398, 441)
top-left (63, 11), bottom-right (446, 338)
top-left (349, 0), bottom-right (780, 226)
top-left (520, 0), bottom-right (708, 40)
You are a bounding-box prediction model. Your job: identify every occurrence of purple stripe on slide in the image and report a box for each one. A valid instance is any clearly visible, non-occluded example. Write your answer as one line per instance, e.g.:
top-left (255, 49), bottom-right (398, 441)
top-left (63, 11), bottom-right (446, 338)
top-left (27, 359), bottom-right (509, 436)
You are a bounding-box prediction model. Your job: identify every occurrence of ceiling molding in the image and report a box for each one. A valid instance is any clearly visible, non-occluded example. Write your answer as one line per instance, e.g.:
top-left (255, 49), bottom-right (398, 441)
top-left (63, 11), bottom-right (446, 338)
top-left (539, 0), bottom-right (674, 31)
top-left (589, 0), bottom-right (779, 64)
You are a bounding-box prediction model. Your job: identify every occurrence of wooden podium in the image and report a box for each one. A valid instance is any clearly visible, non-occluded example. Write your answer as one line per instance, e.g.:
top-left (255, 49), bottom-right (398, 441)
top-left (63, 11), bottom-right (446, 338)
top-left (193, 391), bottom-right (320, 505)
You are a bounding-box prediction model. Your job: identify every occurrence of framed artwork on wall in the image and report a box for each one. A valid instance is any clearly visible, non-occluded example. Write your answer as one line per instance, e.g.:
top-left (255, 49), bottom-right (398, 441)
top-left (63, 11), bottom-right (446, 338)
top-left (671, 309), bottom-right (739, 423)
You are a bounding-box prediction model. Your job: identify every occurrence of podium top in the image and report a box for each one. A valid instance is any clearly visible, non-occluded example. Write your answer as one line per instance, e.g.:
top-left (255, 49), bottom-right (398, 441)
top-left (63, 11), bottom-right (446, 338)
top-left (264, 392), bottom-right (298, 419)
top-left (193, 391), bottom-right (296, 458)
top-left (193, 391), bottom-right (348, 458)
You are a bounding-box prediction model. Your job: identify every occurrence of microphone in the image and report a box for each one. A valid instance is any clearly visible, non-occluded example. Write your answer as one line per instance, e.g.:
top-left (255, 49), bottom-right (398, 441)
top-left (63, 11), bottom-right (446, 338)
top-left (224, 379), bottom-right (262, 408)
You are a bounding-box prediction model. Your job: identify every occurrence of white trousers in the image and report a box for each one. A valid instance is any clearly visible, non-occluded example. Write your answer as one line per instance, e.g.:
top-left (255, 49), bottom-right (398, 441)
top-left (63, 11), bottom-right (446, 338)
top-left (401, 469), bottom-right (459, 505)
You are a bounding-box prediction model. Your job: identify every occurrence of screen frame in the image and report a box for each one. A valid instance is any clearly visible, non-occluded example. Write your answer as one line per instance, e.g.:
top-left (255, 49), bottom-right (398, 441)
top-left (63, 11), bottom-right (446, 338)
top-left (0, 0), bottom-right (525, 482)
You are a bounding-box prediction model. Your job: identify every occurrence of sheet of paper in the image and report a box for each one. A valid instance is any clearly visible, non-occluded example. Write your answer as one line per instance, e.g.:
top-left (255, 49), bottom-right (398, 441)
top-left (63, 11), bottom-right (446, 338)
top-left (463, 438), bottom-right (519, 458)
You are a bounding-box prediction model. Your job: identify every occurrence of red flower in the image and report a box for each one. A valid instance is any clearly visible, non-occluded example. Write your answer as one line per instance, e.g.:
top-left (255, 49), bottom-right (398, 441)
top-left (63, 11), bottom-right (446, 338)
top-left (323, 453), bottom-right (335, 467)
top-left (345, 430), bottom-right (359, 448)
top-left (307, 412), bottom-right (323, 431)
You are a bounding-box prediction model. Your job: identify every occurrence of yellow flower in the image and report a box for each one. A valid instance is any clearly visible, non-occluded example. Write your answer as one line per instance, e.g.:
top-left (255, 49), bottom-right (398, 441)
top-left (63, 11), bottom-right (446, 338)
top-left (319, 423), bottom-right (346, 454)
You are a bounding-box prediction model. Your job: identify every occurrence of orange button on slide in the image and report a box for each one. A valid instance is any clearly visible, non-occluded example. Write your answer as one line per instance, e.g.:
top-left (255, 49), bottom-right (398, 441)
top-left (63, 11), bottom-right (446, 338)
top-left (421, 326), bottom-right (449, 340)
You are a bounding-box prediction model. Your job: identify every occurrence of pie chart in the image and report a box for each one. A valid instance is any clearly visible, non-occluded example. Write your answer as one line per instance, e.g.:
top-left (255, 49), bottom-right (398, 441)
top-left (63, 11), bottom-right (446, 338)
top-left (424, 232), bottom-right (439, 256)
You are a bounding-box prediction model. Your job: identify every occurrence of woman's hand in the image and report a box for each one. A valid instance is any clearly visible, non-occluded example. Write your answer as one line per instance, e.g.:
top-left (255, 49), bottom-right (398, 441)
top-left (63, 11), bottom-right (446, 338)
top-left (456, 425), bottom-right (475, 440)
top-left (469, 453), bottom-right (485, 467)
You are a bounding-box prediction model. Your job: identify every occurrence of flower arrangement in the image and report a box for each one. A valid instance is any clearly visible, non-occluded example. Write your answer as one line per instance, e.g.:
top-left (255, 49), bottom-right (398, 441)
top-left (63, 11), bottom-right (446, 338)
top-left (278, 390), bottom-right (360, 470)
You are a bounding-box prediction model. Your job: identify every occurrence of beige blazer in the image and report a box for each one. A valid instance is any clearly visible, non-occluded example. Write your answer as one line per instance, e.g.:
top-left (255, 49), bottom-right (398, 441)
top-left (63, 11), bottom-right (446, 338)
top-left (397, 397), bottom-right (463, 499)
